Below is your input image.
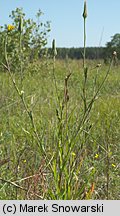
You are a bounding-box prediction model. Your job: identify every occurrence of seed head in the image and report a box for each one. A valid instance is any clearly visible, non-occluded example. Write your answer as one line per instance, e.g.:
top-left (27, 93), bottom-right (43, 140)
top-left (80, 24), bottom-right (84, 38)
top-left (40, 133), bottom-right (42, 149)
top-left (83, 0), bottom-right (88, 19)
top-left (20, 90), bottom-right (24, 97)
top-left (96, 63), bottom-right (102, 68)
top-left (113, 51), bottom-right (117, 57)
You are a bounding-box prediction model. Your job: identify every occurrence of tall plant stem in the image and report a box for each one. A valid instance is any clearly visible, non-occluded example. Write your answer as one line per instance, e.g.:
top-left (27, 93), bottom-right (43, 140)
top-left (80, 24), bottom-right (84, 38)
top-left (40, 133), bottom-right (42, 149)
top-left (19, 32), bottom-right (23, 87)
top-left (106, 139), bottom-right (109, 200)
top-left (82, 16), bottom-right (88, 147)
top-left (82, 16), bottom-right (88, 114)
top-left (3, 35), bottom-right (47, 158)
top-left (83, 18), bottom-right (86, 68)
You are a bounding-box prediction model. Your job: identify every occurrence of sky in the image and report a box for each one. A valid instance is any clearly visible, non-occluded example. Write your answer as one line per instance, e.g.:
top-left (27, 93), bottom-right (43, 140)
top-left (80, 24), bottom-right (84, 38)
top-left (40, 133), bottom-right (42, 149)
top-left (0, 0), bottom-right (120, 47)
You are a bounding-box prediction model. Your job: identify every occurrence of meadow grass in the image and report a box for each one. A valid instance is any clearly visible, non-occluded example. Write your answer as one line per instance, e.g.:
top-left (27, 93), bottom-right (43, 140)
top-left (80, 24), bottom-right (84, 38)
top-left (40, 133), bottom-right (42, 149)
top-left (0, 59), bottom-right (120, 199)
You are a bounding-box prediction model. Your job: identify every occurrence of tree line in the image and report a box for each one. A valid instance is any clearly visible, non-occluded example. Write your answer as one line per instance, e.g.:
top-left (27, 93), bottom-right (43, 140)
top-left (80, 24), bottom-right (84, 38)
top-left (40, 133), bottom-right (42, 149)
top-left (46, 44), bottom-right (120, 63)
top-left (47, 47), bottom-right (105, 60)
top-left (46, 33), bottom-right (120, 62)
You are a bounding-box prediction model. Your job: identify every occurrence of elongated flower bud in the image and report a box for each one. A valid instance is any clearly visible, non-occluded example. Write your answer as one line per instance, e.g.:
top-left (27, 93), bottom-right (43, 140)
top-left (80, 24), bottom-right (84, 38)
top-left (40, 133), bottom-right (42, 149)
top-left (18, 15), bottom-right (23, 33)
top-left (83, 0), bottom-right (87, 19)
top-left (52, 39), bottom-right (57, 57)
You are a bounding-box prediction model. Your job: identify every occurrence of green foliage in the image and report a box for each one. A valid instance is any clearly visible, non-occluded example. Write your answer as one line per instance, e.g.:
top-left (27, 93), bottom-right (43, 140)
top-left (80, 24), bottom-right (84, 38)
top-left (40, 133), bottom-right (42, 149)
top-left (0, 8), bottom-right (50, 72)
top-left (105, 33), bottom-right (120, 61)
top-left (106, 33), bottom-right (120, 48)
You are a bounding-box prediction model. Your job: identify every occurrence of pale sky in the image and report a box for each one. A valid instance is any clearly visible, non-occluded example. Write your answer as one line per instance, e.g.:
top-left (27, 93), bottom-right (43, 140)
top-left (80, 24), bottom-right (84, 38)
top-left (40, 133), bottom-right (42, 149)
top-left (0, 0), bottom-right (120, 47)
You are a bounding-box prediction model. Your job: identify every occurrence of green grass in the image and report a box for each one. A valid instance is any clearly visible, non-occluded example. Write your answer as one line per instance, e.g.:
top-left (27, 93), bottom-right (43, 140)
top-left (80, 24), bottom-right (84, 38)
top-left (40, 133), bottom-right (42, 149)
top-left (0, 59), bottom-right (120, 199)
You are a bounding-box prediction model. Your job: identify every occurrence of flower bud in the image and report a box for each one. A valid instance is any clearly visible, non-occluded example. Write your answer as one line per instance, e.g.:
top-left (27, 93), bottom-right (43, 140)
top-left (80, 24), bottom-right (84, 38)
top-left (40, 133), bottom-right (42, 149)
top-left (83, 0), bottom-right (87, 19)
top-left (52, 39), bottom-right (57, 57)
top-left (18, 15), bottom-right (23, 33)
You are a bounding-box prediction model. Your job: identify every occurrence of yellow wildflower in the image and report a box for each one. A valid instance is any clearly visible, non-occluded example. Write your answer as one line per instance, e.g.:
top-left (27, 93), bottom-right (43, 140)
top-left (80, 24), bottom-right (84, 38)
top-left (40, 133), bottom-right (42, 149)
top-left (72, 152), bottom-right (76, 157)
top-left (23, 159), bottom-right (26, 163)
top-left (7, 24), bottom-right (15, 31)
top-left (112, 163), bottom-right (116, 168)
top-left (95, 154), bottom-right (99, 159)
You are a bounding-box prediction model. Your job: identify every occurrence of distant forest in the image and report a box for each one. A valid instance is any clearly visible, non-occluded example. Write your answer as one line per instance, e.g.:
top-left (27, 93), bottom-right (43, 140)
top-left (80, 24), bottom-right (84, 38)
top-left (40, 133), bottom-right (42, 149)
top-left (46, 47), bottom-right (119, 63)
top-left (51, 47), bottom-right (105, 59)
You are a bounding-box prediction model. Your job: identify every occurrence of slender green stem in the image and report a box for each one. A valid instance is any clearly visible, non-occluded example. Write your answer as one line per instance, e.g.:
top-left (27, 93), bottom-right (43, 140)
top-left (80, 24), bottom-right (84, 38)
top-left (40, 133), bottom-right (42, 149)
top-left (62, 57), bottom-right (114, 171)
top-left (83, 17), bottom-right (87, 114)
top-left (19, 32), bottom-right (23, 87)
top-left (83, 18), bottom-right (86, 68)
top-left (3, 35), bottom-right (46, 157)
top-left (0, 178), bottom-right (43, 199)
top-left (106, 143), bottom-right (109, 200)
top-left (82, 17), bottom-right (88, 146)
